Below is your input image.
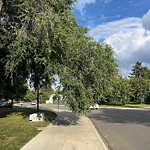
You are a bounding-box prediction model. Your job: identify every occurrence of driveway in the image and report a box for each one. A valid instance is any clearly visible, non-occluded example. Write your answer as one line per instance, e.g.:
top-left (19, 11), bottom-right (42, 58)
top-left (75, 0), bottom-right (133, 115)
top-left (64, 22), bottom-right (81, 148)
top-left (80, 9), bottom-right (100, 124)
top-left (89, 108), bottom-right (150, 150)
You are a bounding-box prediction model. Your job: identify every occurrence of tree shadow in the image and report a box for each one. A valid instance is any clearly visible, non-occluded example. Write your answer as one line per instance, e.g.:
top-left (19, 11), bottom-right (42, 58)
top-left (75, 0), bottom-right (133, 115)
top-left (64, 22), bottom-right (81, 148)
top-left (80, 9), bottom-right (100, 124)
top-left (89, 108), bottom-right (150, 127)
top-left (0, 108), bottom-right (15, 118)
top-left (0, 107), bottom-right (36, 119)
top-left (53, 110), bottom-right (80, 126)
top-left (0, 106), bottom-right (80, 125)
top-left (0, 107), bottom-right (57, 121)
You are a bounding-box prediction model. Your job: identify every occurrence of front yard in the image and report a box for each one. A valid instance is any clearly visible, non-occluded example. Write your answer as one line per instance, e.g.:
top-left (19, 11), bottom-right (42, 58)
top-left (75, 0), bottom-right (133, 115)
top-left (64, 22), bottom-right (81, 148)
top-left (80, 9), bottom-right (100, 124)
top-left (0, 107), bottom-right (57, 150)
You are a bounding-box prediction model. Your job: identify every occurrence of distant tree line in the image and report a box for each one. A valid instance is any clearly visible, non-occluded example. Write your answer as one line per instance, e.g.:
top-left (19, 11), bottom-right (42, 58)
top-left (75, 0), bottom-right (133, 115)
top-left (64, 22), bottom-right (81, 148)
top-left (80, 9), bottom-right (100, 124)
top-left (104, 62), bottom-right (150, 105)
top-left (129, 62), bottom-right (150, 104)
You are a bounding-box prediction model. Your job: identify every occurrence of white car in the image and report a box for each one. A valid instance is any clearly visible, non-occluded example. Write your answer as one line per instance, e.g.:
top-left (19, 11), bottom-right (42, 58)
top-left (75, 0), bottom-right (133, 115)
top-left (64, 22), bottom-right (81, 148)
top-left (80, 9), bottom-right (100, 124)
top-left (31, 100), bottom-right (37, 105)
top-left (90, 104), bottom-right (99, 109)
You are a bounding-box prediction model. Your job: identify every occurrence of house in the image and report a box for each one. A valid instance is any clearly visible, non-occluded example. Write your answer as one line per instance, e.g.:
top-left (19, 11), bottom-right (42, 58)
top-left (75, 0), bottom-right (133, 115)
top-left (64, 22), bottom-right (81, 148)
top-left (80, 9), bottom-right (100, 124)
top-left (46, 94), bottom-right (64, 104)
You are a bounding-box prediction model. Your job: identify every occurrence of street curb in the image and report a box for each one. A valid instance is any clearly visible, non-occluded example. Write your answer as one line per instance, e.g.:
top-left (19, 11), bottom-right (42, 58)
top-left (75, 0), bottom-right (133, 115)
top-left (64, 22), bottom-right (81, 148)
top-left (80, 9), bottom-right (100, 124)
top-left (99, 107), bottom-right (150, 111)
top-left (89, 118), bottom-right (113, 150)
top-left (87, 117), bottom-right (109, 150)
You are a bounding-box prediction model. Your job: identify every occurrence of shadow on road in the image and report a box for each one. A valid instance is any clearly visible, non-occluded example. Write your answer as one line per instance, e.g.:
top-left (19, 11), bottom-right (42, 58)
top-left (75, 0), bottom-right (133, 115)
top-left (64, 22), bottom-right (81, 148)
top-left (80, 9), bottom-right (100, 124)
top-left (54, 111), bottom-right (80, 126)
top-left (89, 108), bottom-right (150, 127)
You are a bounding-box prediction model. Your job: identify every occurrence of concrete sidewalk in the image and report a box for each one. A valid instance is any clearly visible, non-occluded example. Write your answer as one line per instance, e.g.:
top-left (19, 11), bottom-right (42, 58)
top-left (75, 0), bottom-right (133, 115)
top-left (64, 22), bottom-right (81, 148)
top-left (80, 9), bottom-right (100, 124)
top-left (21, 109), bottom-right (108, 150)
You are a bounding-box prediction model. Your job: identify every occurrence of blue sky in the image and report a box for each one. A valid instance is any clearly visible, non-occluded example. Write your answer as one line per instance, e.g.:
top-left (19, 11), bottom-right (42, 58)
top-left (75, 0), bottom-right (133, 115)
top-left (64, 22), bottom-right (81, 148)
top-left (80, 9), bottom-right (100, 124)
top-left (74, 0), bottom-right (150, 76)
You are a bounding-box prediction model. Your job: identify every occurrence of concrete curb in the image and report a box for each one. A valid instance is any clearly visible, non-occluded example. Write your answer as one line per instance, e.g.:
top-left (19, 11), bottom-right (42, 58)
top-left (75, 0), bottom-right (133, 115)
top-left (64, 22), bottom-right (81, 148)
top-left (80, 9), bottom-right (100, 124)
top-left (88, 117), bottom-right (108, 150)
top-left (89, 118), bottom-right (113, 150)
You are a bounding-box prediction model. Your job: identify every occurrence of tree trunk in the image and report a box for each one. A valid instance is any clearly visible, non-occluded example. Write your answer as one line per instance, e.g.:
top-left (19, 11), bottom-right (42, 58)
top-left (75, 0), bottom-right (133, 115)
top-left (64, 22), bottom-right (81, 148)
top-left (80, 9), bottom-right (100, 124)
top-left (36, 86), bottom-right (40, 113)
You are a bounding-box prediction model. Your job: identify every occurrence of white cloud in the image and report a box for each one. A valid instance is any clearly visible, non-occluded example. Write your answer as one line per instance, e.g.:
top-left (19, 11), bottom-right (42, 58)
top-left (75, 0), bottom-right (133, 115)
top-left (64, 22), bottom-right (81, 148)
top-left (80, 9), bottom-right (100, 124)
top-left (105, 28), bottom-right (150, 76)
top-left (89, 17), bottom-right (142, 41)
top-left (142, 10), bottom-right (150, 31)
top-left (75, 0), bottom-right (96, 14)
top-left (89, 10), bottom-right (150, 76)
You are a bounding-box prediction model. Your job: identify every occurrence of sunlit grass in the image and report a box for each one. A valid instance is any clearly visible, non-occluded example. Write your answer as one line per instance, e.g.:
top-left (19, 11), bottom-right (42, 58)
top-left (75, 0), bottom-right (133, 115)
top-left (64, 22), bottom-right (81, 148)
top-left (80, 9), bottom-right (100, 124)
top-left (100, 104), bottom-right (150, 108)
top-left (0, 107), bottom-right (57, 150)
top-left (125, 103), bottom-right (150, 108)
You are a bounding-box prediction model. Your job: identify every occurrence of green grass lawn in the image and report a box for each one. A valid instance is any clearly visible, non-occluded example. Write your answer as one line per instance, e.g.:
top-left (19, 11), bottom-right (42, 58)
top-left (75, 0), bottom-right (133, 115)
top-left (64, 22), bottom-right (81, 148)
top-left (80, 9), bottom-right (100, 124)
top-left (100, 104), bottom-right (150, 108)
top-left (0, 107), bottom-right (57, 150)
top-left (125, 103), bottom-right (150, 108)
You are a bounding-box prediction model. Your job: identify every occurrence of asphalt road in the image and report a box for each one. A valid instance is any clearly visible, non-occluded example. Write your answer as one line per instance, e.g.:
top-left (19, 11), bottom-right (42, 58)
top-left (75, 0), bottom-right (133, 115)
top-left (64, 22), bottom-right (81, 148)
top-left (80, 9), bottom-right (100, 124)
top-left (14, 102), bottom-right (69, 112)
top-left (88, 108), bottom-right (150, 150)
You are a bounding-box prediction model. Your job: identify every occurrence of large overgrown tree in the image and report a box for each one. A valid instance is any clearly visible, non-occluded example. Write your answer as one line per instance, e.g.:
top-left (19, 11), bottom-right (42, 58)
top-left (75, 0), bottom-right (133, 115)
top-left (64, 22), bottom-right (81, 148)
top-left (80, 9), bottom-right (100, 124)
top-left (58, 27), bottom-right (118, 113)
top-left (1, 0), bottom-right (77, 112)
top-left (0, 0), bottom-right (29, 101)
top-left (1, 0), bottom-right (118, 114)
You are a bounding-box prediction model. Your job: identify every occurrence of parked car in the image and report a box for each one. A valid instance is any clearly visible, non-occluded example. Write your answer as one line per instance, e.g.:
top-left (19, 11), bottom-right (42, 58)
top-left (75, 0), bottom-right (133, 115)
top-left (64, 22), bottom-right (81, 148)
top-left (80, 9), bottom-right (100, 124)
top-left (89, 104), bottom-right (99, 109)
top-left (0, 101), bottom-right (12, 108)
top-left (31, 100), bottom-right (37, 105)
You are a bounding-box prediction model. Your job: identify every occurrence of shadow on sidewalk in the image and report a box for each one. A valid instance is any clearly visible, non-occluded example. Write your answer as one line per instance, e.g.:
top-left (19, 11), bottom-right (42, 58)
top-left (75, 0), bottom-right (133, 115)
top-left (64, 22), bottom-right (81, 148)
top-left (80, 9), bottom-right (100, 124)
top-left (54, 111), bottom-right (80, 126)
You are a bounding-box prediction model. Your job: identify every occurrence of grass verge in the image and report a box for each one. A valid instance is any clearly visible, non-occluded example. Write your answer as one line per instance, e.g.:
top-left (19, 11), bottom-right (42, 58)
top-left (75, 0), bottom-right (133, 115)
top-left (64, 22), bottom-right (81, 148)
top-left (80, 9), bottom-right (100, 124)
top-left (100, 104), bottom-right (150, 109)
top-left (0, 107), bottom-right (57, 150)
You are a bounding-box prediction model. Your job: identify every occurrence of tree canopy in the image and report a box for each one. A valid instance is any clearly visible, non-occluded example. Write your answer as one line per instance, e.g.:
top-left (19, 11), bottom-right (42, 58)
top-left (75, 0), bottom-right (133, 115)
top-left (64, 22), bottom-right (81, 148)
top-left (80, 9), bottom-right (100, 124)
top-left (129, 62), bottom-right (150, 104)
top-left (0, 0), bottom-right (119, 114)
